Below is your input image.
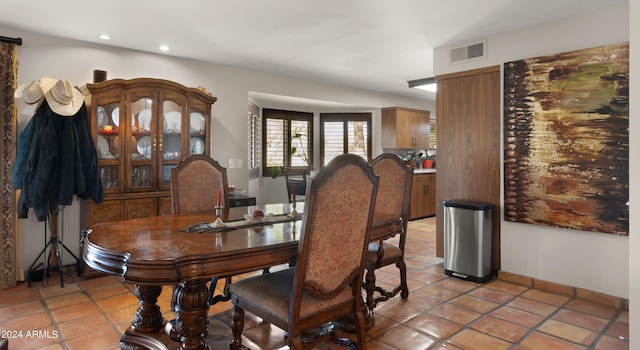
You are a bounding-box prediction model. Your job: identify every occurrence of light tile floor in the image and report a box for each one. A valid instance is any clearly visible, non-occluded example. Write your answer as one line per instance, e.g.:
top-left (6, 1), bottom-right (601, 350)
top-left (0, 217), bottom-right (630, 349)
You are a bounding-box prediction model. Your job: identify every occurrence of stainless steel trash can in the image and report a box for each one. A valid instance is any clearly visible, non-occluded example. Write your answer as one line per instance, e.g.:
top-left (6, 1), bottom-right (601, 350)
top-left (443, 200), bottom-right (494, 283)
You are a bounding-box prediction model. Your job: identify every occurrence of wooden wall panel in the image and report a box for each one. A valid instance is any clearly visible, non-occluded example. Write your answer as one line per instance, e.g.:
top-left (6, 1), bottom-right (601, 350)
top-left (435, 66), bottom-right (502, 271)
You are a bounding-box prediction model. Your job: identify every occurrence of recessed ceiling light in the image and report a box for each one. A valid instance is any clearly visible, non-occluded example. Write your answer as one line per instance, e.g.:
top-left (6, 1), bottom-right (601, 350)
top-left (159, 45), bottom-right (170, 52)
top-left (99, 34), bottom-right (111, 40)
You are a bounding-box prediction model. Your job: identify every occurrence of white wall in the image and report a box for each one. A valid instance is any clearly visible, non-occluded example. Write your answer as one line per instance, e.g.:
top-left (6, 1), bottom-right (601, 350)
top-left (434, 4), bottom-right (630, 298)
top-left (1, 26), bottom-right (436, 275)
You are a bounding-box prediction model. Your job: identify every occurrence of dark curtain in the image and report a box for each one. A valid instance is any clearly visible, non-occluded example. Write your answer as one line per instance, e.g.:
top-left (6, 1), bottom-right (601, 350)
top-left (0, 41), bottom-right (18, 289)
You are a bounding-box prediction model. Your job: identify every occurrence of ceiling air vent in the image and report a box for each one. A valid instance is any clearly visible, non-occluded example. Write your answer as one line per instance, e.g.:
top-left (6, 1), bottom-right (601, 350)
top-left (450, 41), bottom-right (486, 63)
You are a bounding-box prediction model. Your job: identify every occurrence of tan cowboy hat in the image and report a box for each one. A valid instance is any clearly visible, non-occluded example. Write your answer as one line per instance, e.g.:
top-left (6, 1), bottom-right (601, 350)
top-left (14, 77), bottom-right (57, 119)
top-left (44, 79), bottom-right (84, 116)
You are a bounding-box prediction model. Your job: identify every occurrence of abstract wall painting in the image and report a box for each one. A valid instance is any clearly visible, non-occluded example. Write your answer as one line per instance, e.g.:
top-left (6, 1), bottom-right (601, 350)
top-left (503, 42), bottom-right (629, 235)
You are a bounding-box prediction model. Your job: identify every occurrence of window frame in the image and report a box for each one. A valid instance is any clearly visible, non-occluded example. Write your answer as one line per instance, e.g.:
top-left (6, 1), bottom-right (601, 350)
top-left (319, 112), bottom-right (372, 166)
top-left (261, 108), bottom-right (314, 177)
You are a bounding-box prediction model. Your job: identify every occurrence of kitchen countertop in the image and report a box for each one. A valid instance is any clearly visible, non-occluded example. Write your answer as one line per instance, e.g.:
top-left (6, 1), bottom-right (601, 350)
top-left (414, 168), bottom-right (436, 174)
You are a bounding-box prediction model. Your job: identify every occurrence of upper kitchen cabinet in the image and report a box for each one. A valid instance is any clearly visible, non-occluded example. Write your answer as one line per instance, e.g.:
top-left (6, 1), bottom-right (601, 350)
top-left (82, 78), bottom-right (217, 226)
top-left (381, 107), bottom-right (430, 149)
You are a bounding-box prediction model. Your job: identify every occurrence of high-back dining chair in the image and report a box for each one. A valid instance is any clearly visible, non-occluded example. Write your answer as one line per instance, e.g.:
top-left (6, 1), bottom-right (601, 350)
top-left (229, 154), bottom-right (379, 350)
top-left (284, 166), bottom-right (308, 203)
top-left (170, 154), bottom-right (232, 305)
top-left (170, 154), bottom-right (229, 214)
top-left (364, 153), bottom-right (413, 309)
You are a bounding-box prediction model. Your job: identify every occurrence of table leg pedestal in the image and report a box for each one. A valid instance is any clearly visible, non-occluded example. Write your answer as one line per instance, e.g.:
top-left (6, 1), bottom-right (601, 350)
top-left (173, 279), bottom-right (210, 350)
top-left (121, 285), bottom-right (168, 350)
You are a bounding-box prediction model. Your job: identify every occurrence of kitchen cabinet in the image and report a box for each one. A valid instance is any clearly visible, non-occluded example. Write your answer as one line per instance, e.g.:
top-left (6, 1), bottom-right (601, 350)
top-left (381, 107), bottom-right (430, 149)
top-left (410, 173), bottom-right (436, 219)
top-left (81, 78), bottom-right (217, 226)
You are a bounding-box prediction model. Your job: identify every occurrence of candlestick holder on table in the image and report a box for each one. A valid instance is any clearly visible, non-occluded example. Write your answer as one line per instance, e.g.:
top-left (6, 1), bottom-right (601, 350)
top-left (288, 198), bottom-right (298, 218)
top-left (212, 206), bottom-right (226, 227)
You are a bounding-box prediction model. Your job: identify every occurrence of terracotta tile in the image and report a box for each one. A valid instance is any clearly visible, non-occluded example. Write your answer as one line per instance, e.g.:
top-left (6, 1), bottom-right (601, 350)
top-left (564, 299), bottom-right (618, 319)
top-left (447, 328), bottom-right (511, 350)
top-left (95, 292), bottom-right (140, 311)
top-left (507, 296), bottom-right (559, 317)
top-left (377, 324), bottom-right (437, 350)
top-left (552, 308), bottom-right (609, 332)
top-left (483, 280), bottom-right (529, 295)
top-left (0, 283), bottom-right (40, 308)
top-left (538, 319), bottom-right (598, 345)
top-left (470, 315), bottom-right (528, 343)
top-left (374, 297), bottom-right (423, 323)
top-left (606, 322), bottom-right (629, 340)
top-left (84, 282), bottom-right (130, 300)
top-left (405, 313), bottom-right (461, 339)
top-left (51, 301), bottom-right (102, 324)
top-left (428, 343), bottom-right (463, 350)
top-left (521, 288), bottom-right (570, 306)
top-left (44, 292), bottom-right (90, 310)
top-left (467, 286), bottom-right (516, 304)
top-left (435, 278), bottom-right (479, 294)
top-left (38, 282), bottom-right (82, 299)
top-left (76, 275), bottom-right (121, 290)
top-left (0, 311), bottom-right (52, 331)
top-left (534, 279), bottom-right (574, 297)
top-left (407, 270), bottom-right (445, 285)
top-left (0, 300), bottom-right (45, 322)
top-left (617, 311), bottom-right (629, 324)
top-left (450, 294), bottom-right (500, 313)
top-left (575, 288), bottom-right (623, 310)
top-left (64, 327), bottom-right (121, 350)
top-left (362, 339), bottom-right (398, 350)
top-left (520, 331), bottom-right (587, 350)
top-left (490, 306), bottom-right (545, 328)
top-left (366, 314), bottom-right (400, 338)
top-left (594, 335), bottom-right (630, 350)
top-left (57, 313), bottom-right (114, 340)
top-left (497, 271), bottom-right (533, 287)
top-left (429, 303), bottom-right (482, 326)
top-left (415, 285), bottom-right (461, 301)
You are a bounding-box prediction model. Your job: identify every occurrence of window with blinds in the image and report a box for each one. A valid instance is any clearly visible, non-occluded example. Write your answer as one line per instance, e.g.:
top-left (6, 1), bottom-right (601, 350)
top-left (320, 113), bottom-right (371, 166)
top-left (429, 119), bottom-right (437, 149)
top-left (262, 109), bottom-right (313, 177)
top-left (248, 103), bottom-right (261, 179)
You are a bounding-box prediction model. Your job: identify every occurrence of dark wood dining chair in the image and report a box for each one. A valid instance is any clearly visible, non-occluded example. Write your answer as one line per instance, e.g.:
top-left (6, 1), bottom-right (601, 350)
top-left (170, 154), bottom-right (230, 214)
top-left (284, 166), bottom-right (308, 203)
top-left (364, 153), bottom-right (413, 310)
top-left (229, 154), bottom-right (379, 350)
top-left (170, 154), bottom-right (232, 304)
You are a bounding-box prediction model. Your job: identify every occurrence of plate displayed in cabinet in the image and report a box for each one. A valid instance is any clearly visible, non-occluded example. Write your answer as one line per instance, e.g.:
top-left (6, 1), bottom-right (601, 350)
top-left (137, 136), bottom-right (152, 157)
top-left (138, 109), bottom-right (152, 131)
top-left (190, 112), bottom-right (205, 132)
top-left (164, 111), bottom-right (181, 133)
top-left (112, 107), bottom-right (135, 128)
top-left (97, 135), bottom-right (109, 157)
top-left (190, 137), bottom-right (204, 154)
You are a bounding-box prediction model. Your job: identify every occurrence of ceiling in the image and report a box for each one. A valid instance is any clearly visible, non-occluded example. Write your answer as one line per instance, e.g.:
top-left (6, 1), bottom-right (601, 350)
top-left (1, 0), bottom-right (627, 101)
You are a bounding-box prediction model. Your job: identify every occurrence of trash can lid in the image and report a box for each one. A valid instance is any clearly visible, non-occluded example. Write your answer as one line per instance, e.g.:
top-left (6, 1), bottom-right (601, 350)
top-left (442, 199), bottom-right (495, 210)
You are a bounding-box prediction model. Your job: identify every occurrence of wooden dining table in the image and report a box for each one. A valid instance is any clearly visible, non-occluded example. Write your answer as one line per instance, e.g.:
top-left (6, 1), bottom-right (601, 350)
top-left (81, 202), bottom-right (402, 350)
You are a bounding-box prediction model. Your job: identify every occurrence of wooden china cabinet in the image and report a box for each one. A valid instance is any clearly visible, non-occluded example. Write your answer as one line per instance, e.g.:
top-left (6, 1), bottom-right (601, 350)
top-left (80, 78), bottom-right (217, 226)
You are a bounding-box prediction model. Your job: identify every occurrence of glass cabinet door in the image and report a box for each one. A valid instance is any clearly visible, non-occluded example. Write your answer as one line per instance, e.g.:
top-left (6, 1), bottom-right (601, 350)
top-left (95, 100), bottom-right (122, 193)
top-left (189, 108), bottom-right (207, 155)
top-left (160, 98), bottom-right (184, 189)
top-left (128, 95), bottom-right (155, 191)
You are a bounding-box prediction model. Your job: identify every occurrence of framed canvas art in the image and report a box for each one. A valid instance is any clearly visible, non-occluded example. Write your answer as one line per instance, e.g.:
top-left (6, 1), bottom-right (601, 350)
top-left (503, 42), bottom-right (629, 235)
